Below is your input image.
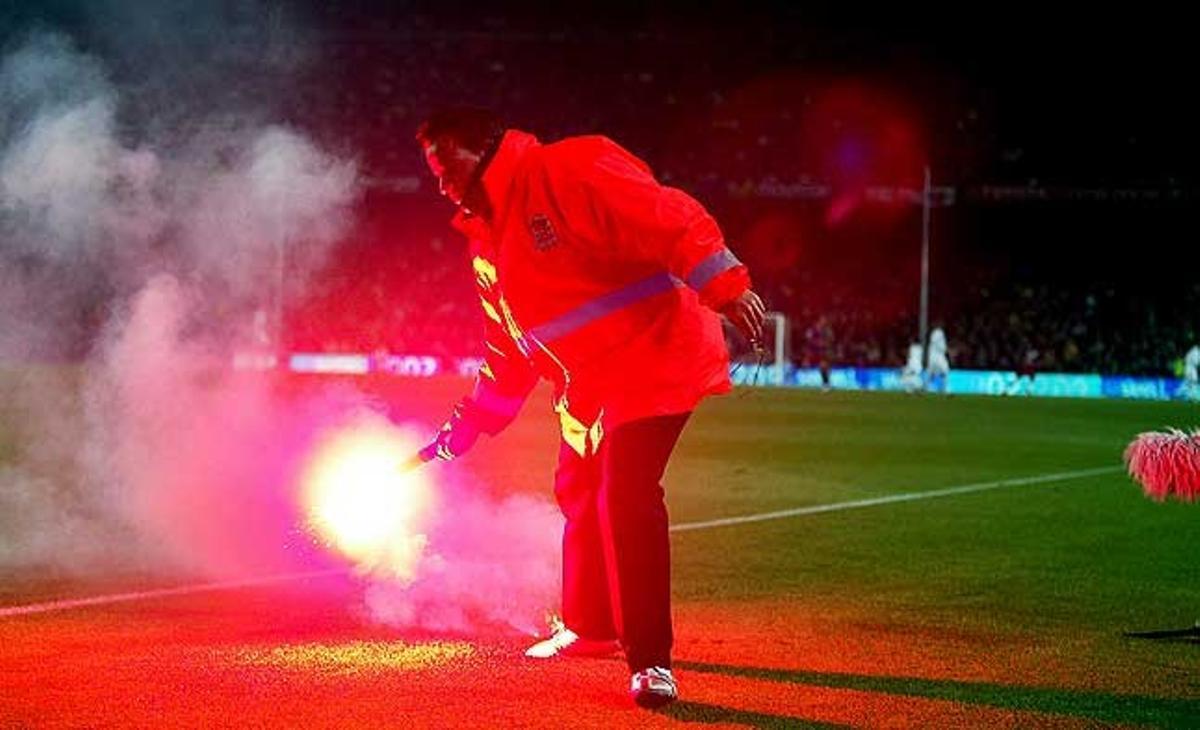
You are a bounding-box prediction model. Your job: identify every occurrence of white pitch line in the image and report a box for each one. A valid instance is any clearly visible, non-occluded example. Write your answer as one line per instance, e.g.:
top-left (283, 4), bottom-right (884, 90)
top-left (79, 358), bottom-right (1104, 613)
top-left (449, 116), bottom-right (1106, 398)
top-left (0, 465), bottom-right (1123, 619)
top-left (669, 465), bottom-right (1123, 532)
top-left (0, 568), bottom-right (345, 619)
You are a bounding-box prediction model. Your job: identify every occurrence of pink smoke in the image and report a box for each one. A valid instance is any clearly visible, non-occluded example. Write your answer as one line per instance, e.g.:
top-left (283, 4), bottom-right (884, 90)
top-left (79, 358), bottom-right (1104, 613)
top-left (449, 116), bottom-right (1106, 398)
top-left (83, 276), bottom-right (564, 630)
top-left (80, 275), bottom-right (342, 575)
top-left (0, 23), bottom-right (565, 639)
top-left (361, 471), bottom-right (563, 636)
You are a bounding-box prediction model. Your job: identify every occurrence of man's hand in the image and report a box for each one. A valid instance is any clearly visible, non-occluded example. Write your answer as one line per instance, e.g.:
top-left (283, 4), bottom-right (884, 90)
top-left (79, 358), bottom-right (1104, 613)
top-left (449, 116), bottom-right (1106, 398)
top-left (428, 404), bottom-right (481, 461)
top-left (720, 289), bottom-right (767, 349)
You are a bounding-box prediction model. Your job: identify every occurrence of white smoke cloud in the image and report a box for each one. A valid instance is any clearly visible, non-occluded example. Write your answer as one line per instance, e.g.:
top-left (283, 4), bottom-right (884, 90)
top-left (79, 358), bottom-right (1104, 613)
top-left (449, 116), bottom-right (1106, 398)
top-left (172, 124), bottom-right (357, 298)
top-left (1, 96), bottom-right (118, 253)
top-left (0, 32), bottom-right (120, 260)
top-left (0, 17), bottom-right (359, 577)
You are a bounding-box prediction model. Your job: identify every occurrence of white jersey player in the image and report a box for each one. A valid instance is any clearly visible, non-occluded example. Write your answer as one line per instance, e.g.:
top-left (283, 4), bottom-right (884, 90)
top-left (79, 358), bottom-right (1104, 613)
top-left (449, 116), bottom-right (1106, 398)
top-left (902, 342), bottom-right (924, 393)
top-left (926, 327), bottom-right (950, 393)
top-left (1181, 344), bottom-right (1200, 400)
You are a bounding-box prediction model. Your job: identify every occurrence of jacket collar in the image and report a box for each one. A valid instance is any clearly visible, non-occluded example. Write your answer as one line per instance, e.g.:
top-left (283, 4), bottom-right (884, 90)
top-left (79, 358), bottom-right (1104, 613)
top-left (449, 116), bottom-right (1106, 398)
top-left (451, 129), bottom-right (539, 237)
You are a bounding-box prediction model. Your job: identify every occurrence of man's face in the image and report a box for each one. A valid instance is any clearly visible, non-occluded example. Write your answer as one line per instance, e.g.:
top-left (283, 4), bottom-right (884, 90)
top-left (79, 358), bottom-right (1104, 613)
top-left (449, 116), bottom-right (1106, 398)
top-left (422, 136), bottom-right (482, 207)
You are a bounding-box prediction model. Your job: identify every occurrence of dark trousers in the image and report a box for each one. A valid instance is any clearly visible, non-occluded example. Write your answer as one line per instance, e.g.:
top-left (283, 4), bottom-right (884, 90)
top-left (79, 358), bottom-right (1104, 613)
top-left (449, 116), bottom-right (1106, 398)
top-left (553, 412), bottom-right (690, 672)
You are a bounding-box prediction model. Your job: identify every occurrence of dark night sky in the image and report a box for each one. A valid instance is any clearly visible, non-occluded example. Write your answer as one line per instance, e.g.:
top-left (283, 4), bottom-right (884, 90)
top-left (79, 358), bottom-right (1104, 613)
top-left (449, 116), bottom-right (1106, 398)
top-left (327, 2), bottom-right (1199, 184)
top-left (4, 1), bottom-right (1196, 183)
top-left (498, 3), bottom-right (1199, 183)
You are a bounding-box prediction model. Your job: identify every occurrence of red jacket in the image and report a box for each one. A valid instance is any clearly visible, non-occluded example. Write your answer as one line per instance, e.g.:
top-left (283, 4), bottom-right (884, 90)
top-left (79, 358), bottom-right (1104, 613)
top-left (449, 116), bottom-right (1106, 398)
top-left (450, 130), bottom-right (751, 455)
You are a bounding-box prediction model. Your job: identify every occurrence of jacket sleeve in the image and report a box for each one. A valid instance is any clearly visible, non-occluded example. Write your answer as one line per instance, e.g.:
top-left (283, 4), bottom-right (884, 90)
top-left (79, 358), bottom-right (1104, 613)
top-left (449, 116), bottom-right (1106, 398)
top-left (453, 255), bottom-right (539, 436)
top-left (545, 139), bottom-right (752, 310)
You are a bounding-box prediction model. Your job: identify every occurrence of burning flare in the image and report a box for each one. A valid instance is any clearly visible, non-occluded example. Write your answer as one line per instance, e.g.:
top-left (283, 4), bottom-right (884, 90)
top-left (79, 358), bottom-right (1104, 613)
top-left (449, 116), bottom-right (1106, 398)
top-left (300, 417), bottom-right (434, 578)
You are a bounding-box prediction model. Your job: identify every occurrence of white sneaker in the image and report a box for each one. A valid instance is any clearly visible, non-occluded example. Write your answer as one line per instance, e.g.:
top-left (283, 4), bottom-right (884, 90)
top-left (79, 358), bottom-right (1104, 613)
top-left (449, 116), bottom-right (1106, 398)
top-left (524, 615), bottom-right (619, 659)
top-left (630, 666), bottom-right (677, 708)
top-left (524, 623), bottom-right (580, 658)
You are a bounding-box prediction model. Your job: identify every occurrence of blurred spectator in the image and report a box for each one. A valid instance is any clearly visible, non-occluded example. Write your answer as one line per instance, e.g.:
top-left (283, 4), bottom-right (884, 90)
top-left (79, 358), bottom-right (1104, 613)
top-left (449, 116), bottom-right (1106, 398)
top-left (1006, 345), bottom-right (1039, 395)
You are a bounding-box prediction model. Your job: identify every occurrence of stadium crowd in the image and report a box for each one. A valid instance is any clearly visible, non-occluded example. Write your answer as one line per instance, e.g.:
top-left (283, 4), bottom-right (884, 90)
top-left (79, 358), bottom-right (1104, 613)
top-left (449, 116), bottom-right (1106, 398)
top-left (277, 17), bottom-right (1196, 377)
top-left (286, 198), bottom-right (1199, 377)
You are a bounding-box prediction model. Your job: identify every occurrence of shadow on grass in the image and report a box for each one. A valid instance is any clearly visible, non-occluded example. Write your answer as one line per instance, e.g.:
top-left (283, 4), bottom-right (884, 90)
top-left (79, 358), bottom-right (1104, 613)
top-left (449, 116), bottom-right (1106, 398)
top-left (676, 661), bottom-right (1200, 727)
top-left (658, 701), bottom-right (849, 729)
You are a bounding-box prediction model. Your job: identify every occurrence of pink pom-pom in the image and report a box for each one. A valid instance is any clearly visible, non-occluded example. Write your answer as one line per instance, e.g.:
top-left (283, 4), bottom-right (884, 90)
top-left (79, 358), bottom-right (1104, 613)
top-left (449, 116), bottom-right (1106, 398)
top-left (1124, 429), bottom-right (1200, 502)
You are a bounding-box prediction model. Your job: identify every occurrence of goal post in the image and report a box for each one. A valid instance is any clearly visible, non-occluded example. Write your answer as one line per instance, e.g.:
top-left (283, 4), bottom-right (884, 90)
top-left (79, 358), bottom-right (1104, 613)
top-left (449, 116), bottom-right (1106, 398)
top-left (765, 310), bottom-right (789, 386)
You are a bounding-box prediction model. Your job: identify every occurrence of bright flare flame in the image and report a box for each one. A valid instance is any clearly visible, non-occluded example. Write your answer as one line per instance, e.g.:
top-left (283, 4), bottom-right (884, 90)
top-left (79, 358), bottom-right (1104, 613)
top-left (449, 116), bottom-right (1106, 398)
top-left (301, 419), bottom-right (434, 578)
